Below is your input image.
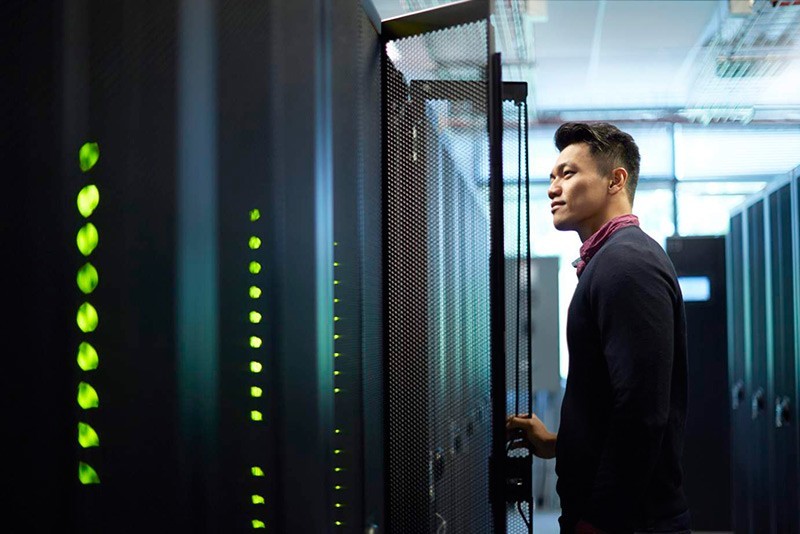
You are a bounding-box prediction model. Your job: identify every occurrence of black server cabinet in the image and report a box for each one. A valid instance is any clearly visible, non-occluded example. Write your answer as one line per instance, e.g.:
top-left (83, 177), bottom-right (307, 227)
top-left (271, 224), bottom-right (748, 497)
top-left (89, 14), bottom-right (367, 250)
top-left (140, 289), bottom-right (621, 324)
top-left (728, 170), bottom-right (800, 534)
top-left (746, 200), bottom-right (772, 533)
top-left (769, 183), bottom-right (799, 533)
top-left (665, 236), bottom-right (731, 531)
top-left (728, 213), bottom-right (750, 534)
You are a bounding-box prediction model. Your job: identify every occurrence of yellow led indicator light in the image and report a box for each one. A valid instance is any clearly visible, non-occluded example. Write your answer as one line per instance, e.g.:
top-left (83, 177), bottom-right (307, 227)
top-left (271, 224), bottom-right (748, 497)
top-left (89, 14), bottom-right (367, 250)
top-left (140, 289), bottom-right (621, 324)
top-left (334, 388), bottom-right (341, 394)
top-left (77, 263), bottom-right (99, 294)
top-left (251, 467), bottom-right (265, 477)
top-left (334, 262), bottom-right (339, 267)
top-left (334, 371), bottom-right (341, 376)
top-left (249, 311), bottom-right (262, 324)
top-left (252, 520), bottom-right (266, 529)
top-left (78, 422), bottom-right (100, 448)
top-left (335, 521), bottom-right (344, 527)
top-left (335, 503), bottom-right (343, 508)
top-left (249, 286), bottom-right (262, 299)
top-left (335, 485), bottom-right (343, 490)
top-left (334, 467), bottom-right (343, 472)
top-left (334, 449), bottom-right (342, 455)
top-left (250, 361), bottom-right (263, 373)
top-left (78, 461), bottom-right (100, 485)
top-left (334, 334), bottom-right (340, 340)
top-left (334, 298), bottom-right (339, 303)
top-left (79, 142), bottom-right (100, 173)
top-left (252, 495), bottom-right (265, 505)
top-left (249, 261), bottom-right (262, 274)
top-left (76, 222), bottom-right (99, 256)
top-left (249, 236), bottom-right (262, 250)
top-left (335, 429), bottom-right (342, 434)
top-left (77, 342), bottom-right (99, 371)
top-left (76, 302), bottom-right (99, 333)
top-left (334, 316), bottom-right (340, 322)
top-left (249, 336), bottom-right (263, 349)
top-left (334, 280), bottom-right (340, 285)
top-left (77, 185), bottom-right (100, 218)
top-left (250, 209), bottom-right (261, 222)
top-left (77, 381), bottom-right (100, 409)
top-left (250, 386), bottom-right (263, 398)
top-left (250, 410), bottom-right (263, 421)
top-left (334, 352), bottom-right (341, 358)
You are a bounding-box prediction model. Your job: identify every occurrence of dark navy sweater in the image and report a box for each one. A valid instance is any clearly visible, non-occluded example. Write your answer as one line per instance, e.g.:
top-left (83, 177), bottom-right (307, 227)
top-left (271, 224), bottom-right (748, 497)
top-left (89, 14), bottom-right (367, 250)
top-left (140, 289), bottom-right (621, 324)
top-left (556, 226), bottom-right (690, 533)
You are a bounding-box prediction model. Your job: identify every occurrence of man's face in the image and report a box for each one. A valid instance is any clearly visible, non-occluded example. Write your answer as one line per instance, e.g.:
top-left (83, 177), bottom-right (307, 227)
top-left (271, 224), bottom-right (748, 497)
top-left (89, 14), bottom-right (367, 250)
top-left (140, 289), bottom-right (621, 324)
top-left (547, 142), bottom-right (611, 240)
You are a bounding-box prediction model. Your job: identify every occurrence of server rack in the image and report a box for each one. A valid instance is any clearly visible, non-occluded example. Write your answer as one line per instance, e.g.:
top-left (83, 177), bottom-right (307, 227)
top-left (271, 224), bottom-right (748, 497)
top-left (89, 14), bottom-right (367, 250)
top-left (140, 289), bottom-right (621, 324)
top-left (727, 166), bottom-right (800, 534)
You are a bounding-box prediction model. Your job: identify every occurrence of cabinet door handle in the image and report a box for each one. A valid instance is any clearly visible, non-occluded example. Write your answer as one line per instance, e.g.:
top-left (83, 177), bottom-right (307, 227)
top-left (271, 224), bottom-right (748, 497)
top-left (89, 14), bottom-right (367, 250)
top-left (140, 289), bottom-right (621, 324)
top-left (751, 388), bottom-right (765, 420)
top-left (731, 380), bottom-right (745, 410)
top-left (775, 396), bottom-right (792, 428)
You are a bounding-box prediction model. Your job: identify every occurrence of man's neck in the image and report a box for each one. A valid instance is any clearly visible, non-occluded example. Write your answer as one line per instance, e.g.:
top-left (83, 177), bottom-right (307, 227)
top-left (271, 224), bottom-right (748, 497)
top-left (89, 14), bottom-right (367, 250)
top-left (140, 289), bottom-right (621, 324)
top-left (578, 206), bottom-right (632, 242)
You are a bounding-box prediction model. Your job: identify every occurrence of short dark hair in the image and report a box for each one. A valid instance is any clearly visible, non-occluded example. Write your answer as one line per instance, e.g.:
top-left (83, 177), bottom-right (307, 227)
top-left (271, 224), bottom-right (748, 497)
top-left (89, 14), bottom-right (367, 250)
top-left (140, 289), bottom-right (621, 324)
top-left (554, 122), bottom-right (641, 202)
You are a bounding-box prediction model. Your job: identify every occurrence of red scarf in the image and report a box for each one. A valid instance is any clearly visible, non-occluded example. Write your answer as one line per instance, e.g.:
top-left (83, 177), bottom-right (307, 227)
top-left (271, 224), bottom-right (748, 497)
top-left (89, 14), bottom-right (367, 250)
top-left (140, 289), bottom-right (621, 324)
top-left (573, 214), bottom-right (640, 277)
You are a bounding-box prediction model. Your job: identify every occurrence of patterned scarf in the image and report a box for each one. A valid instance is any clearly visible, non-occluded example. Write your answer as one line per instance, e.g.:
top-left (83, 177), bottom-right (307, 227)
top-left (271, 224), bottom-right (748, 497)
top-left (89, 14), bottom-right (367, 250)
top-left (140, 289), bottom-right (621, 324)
top-left (572, 214), bottom-right (640, 278)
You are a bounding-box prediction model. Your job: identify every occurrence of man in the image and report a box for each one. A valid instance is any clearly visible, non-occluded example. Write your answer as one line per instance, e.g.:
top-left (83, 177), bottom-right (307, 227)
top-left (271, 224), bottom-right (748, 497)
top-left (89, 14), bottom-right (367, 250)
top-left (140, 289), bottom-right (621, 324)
top-left (507, 122), bottom-right (690, 533)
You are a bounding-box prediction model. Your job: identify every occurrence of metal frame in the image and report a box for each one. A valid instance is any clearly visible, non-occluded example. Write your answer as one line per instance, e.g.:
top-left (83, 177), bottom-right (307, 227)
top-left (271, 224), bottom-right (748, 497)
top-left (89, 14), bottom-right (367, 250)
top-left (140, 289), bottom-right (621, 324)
top-left (381, 0), bottom-right (489, 41)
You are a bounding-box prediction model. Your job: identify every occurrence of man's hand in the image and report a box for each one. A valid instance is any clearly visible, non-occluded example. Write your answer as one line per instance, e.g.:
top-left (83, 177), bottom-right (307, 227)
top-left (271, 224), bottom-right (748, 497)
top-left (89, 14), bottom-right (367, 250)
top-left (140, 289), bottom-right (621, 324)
top-left (506, 413), bottom-right (557, 459)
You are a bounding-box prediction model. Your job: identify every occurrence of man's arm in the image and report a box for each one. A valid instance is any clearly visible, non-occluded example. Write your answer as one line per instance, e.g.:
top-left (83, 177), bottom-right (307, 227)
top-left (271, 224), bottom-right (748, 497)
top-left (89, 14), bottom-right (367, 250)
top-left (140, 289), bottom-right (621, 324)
top-left (583, 246), bottom-right (677, 531)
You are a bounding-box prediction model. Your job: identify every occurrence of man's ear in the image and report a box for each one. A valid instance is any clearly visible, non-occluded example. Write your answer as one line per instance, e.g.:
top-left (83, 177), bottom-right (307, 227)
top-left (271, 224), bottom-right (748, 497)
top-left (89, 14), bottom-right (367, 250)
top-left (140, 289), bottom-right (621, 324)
top-left (608, 167), bottom-right (628, 196)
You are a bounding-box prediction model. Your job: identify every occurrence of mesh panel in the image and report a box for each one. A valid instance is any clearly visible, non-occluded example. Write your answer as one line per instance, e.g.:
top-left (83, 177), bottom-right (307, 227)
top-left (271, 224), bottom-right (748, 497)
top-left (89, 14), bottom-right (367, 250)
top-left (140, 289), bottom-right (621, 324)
top-left (386, 21), bottom-right (492, 534)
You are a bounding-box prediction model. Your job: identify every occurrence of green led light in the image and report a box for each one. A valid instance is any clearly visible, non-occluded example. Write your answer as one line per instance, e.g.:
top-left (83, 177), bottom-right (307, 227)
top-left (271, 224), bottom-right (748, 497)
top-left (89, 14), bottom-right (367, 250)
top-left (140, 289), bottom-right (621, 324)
top-left (249, 261), bottom-right (262, 274)
top-left (250, 386), bottom-right (263, 398)
top-left (250, 209), bottom-right (261, 222)
top-left (249, 236), bottom-right (262, 250)
top-left (76, 302), bottom-right (99, 333)
top-left (335, 503), bottom-right (343, 508)
top-left (252, 495), bottom-right (265, 505)
top-left (334, 352), bottom-right (341, 358)
top-left (77, 263), bottom-right (99, 294)
top-left (77, 185), bottom-right (100, 218)
top-left (334, 467), bottom-right (343, 472)
top-left (78, 422), bottom-right (100, 448)
top-left (334, 371), bottom-right (340, 376)
top-left (334, 449), bottom-right (342, 455)
top-left (252, 519), bottom-right (266, 529)
top-left (333, 334), bottom-right (340, 340)
top-left (334, 429), bottom-right (342, 434)
top-left (334, 298), bottom-right (339, 303)
top-left (334, 241), bottom-right (338, 246)
top-left (335, 521), bottom-right (344, 527)
top-left (76, 222), bottom-right (99, 256)
top-left (334, 316), bottom-right (340, 322)
top-left (249, 311), bottom-right (262, 324)
top-left (334, 280), bottom-right (340, 285)
top-left (251, 410), bottom-right (263, 421)
top-left (78, 461), bottom-right (100, 484)
top-left (250, 361), bottom-right (263, 373)
top-left (251, 466), bottom-right (265, 477)
top-left (77, 342), bottom-right (99, 371)
top-left (334, 262), bottom-right (339, 267)
top-left (249, 286), bottom-right (262, 299)
top-left (335, 485), bottom-right (343, 490)
top-left (79, 142), bottom-right (100, 173)
top-left (77, 381), bottom-right (99, 409)
top-left (249, 336), bottom-right (263, 349)
top-left (334, 388), bottom-right (341, 394)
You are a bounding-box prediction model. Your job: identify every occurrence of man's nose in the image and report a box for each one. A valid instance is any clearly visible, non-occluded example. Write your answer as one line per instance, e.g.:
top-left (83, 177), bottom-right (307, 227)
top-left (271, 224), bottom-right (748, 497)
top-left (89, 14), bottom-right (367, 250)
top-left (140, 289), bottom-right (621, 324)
top-left (547, 183), bottom-right (560, 199)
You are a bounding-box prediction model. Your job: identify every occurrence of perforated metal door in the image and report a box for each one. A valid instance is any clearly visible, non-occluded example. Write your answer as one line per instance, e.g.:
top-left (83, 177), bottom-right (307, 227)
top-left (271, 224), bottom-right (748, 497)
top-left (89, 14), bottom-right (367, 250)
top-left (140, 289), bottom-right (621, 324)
top-left (384, 15), bottom-right (494, 534)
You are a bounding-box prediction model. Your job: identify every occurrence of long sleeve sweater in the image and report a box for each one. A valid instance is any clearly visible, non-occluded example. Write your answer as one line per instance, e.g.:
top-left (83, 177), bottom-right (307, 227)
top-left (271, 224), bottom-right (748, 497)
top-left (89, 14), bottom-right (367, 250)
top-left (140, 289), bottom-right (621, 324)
top-left (555, 225), bottom-right (690, 533)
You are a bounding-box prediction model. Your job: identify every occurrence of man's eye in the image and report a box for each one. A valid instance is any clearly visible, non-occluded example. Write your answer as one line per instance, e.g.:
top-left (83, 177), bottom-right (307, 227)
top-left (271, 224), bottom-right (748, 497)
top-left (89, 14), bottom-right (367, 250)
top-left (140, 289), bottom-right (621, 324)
top-left (564, 170), bottom-right (574, 177)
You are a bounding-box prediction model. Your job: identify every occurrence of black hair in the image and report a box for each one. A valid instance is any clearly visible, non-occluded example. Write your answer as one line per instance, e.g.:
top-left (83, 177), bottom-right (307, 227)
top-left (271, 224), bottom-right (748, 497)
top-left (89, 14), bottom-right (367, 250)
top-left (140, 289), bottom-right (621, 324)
top-left (554, 122), bottom-right (641, 202)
